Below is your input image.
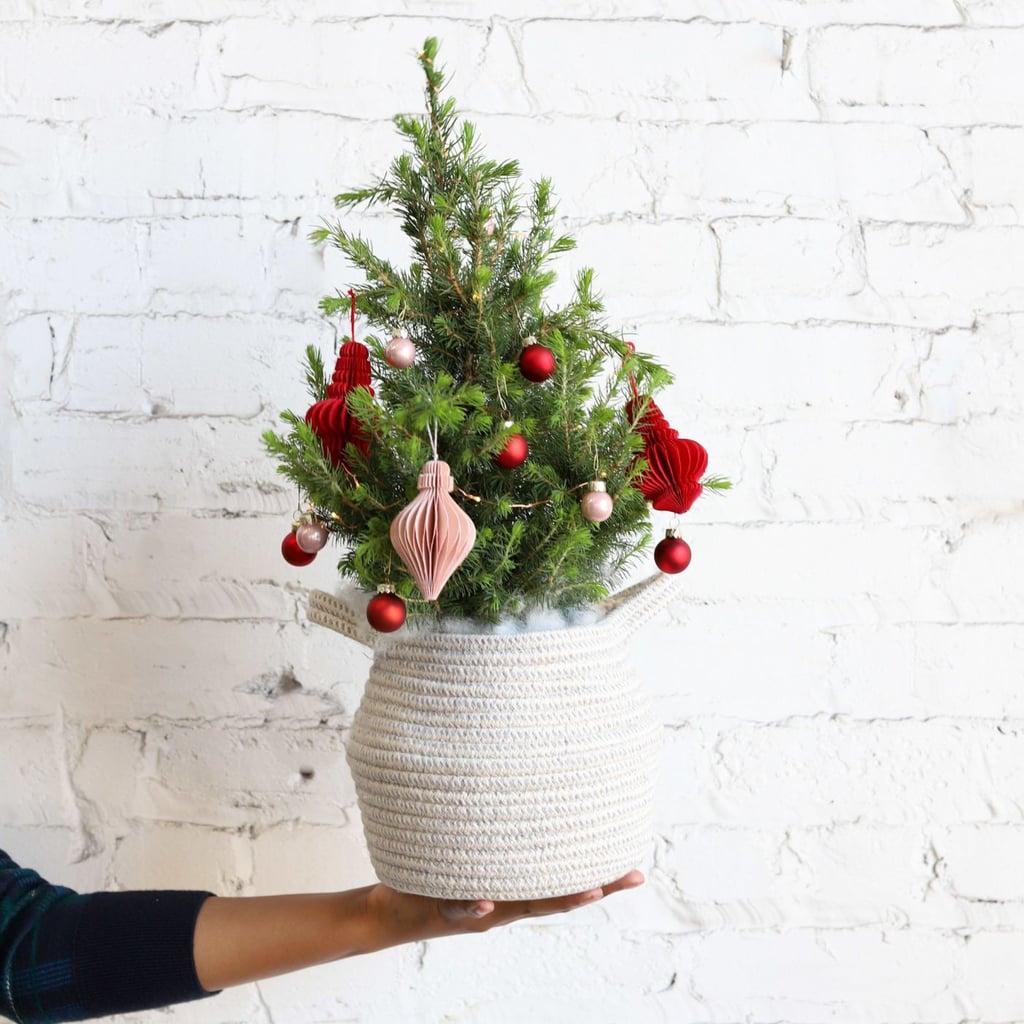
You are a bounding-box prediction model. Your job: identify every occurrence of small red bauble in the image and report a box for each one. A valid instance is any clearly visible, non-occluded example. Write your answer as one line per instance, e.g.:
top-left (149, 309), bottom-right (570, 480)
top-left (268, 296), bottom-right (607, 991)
top-left (518, 338), bottom-right (556, 383)
top-left (654, 531), bottom-right (692, 574)
top-left (494, 432), bottom-right (529, 469)
top-left (295, 521), bottom-right (330, 553)
top-left (282, 532), bottom-right (316, 566)
top-left (580, 480), bottom-right (614, 523)
top-left (366, 590), bottom-right (407, 633)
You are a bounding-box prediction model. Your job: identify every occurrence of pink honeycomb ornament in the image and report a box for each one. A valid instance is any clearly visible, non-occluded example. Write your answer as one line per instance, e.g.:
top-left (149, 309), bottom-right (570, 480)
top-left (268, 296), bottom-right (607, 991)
top-left (389, 460), bottom-right (476, 601)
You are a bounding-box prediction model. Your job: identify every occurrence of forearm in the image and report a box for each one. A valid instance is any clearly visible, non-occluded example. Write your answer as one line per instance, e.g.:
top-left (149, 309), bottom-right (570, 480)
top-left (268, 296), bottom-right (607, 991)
top-left (192, 872), bottom-right (644, 994)
top-left (192, 887), bottom-right (376, 992)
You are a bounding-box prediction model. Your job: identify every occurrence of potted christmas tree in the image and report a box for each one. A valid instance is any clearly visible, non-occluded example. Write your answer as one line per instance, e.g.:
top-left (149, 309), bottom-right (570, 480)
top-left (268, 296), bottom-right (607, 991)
top-left (264, 39), bottom-right (722, 899)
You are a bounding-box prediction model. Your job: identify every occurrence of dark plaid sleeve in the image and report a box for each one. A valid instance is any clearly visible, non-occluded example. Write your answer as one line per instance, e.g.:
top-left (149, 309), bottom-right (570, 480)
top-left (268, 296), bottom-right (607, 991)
top-left (1, 849), bottom-right (216, 1023)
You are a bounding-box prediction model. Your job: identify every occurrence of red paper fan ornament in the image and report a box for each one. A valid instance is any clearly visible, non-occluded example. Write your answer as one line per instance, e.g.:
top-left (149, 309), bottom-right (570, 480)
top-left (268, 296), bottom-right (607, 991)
top-left (627, 393), bottom-right (708, 515)
top-left (627, 392), bottom-right (672, 437)
top-left (389, 458), bottom-right (477, 601)
top-left (305, 290), bottom-right (375, 466)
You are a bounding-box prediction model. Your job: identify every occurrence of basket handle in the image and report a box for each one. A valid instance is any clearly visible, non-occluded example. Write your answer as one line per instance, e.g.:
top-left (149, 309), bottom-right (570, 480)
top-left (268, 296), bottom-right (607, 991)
top-left (309, 573), bottom-right (682, 644)
top-left (308, 590), bottom-right (377, 649)
top-left (596, 572), bottom-right (685, 636)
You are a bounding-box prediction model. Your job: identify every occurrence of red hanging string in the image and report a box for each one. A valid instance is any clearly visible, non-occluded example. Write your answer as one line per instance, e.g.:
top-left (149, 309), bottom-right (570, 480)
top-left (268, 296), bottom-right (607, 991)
top-left (348, 289), bottom-right (357, 343)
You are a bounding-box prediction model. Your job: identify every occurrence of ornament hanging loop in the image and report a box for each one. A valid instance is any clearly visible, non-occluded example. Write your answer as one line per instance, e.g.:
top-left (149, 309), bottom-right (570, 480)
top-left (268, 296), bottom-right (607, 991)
top-left (495, 373), bottom-right (510, 419)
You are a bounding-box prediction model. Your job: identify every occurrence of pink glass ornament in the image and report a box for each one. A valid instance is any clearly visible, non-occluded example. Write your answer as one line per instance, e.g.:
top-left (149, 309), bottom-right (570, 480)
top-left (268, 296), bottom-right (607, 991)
top-left (295, 521), bottom-right (330, 553)
top-left (389, 460), bottom-right (477, 601)
top-left (385, 334), bottom-right (417, 369)
top-left (581, 481), bottom-right (614, 523)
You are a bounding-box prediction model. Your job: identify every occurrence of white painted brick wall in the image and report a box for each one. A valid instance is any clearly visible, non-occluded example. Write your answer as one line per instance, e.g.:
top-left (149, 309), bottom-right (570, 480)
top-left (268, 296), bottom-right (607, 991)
top-left (1, 2), bottom-right (1020, 1022)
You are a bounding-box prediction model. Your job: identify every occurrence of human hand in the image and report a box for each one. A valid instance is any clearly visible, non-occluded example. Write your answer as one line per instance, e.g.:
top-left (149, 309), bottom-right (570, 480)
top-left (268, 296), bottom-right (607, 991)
top-left (193, 871), bottom-right (645, 992)
top-left (359, 870), bottom-right (645, 952)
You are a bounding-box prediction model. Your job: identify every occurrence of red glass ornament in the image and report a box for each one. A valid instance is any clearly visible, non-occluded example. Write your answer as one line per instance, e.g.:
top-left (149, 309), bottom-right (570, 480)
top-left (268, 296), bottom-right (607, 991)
top-left (518, 340), bottom-right (556, 383)
top-left (494, 432), bottom-right (529, 469)
top-left (654, 531), bottom-right (692, 574)
top-left (282, 532), bottom-right (316, 566)
top-left (366, 590), bottom-right (407, 633)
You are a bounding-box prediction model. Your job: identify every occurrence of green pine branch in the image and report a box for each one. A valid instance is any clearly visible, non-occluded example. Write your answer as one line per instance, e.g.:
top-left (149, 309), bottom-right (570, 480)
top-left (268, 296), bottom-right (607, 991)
top-left (265, 37), bottom-right (721, 623)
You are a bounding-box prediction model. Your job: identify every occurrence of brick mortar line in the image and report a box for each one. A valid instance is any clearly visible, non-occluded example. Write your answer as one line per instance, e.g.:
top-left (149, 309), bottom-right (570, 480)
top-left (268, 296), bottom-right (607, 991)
top-left (0, 16), bottom-right (1018, 31)
top-left (7, 113), bottom-right (1024, 129)
top-left (4, 214), bottom-right (1000, 231)
top-left (4, 310), bottom-right (1000, 331)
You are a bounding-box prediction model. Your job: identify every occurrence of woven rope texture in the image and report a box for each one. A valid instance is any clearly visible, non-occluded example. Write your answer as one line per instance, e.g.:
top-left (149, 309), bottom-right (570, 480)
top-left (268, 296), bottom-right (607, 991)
top-left (313, 574), bottom-right (681, 900)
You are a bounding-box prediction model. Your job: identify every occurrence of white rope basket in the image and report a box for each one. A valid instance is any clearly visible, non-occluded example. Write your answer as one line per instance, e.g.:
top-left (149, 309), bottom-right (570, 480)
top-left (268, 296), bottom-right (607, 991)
top-left (309, 573), bottom-right (682, 900)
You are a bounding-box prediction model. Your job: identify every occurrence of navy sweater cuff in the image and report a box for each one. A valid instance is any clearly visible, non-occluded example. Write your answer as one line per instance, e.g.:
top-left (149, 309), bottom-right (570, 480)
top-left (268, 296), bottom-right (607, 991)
top-left (65, 889), bottom-right (216, 1018)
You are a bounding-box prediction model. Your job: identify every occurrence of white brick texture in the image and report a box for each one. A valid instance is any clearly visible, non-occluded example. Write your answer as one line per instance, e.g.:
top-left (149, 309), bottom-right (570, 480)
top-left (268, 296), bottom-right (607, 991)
top-left (1, 3), bottom-right (1021, 1023)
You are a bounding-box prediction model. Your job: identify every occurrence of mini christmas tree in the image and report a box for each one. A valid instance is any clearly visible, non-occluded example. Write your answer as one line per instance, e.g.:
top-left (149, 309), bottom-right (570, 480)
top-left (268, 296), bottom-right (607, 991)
top-left (264, 37), bottom-right (721, 625)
